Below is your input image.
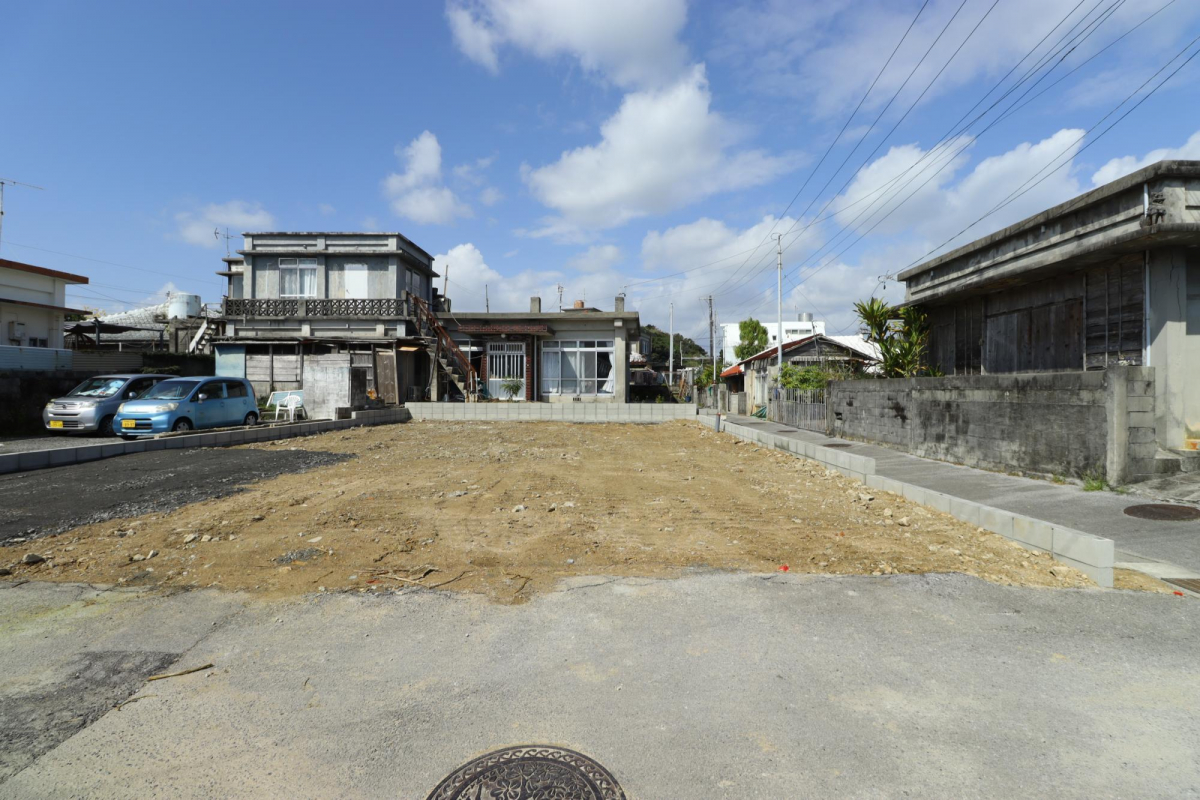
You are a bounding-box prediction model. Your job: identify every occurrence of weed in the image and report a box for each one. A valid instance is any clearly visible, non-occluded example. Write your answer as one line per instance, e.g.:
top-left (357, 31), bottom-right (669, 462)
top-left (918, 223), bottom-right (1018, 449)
top-left (1081, 469), bottom-right (1108, 492)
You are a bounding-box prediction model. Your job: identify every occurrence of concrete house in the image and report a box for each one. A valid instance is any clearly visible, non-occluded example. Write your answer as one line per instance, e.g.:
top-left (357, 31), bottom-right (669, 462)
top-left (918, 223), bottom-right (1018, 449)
top-left (442, 296), bottom-right (639, 403)
top-left (214, 232), bottom-right (447, 412)
top-left (868, 159), bottom-right (1200, 480)
top-left (0, 258), bottom-right (88, 359)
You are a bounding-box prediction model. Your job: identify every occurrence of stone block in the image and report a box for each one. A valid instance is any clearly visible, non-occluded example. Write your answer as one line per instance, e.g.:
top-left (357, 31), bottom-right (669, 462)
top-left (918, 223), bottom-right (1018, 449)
top-left (101, 443), bottom-right (125, 458)
top-left (75, 445), bottom-right (105, 463)
top-left (0, 453), bottom-right (19, 474)
top-left (923, 491), bottom-right (952, 514)
top-left (1052, 527), bottom-right (1114, 568)
top-left (978, 506), bottom-right (1014, 537)
top-left (948, 497), bottom-right (982, 526)
top-left (48, 447), bottom-right (77, 466)
top-left (1011, 516), bottom-right (1054, 551)
top-left (17, 450), bottom-right (50, 471)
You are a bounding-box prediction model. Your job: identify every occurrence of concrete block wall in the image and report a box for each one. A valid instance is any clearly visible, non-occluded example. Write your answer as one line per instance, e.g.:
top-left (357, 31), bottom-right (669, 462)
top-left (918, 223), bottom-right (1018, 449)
top-left (406, 402), bottom-right (697, 423)
top-left (699, 416), bottom-right (1115, 587)
top-left (828, 368), bottom-right (1155, 483)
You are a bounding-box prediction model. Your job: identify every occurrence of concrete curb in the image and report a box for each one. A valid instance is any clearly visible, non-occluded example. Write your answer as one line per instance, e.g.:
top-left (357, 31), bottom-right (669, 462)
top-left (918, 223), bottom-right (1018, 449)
top-left (699, 416), bottom-right (1115, 588)
top-left (0, 407), bottom-right (411, 477)
top-left (407, 402), bottom-right (698, 423)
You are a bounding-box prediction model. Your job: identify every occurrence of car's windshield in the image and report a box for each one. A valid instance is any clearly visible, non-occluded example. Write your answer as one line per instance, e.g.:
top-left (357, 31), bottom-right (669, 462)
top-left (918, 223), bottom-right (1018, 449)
top-left (67, 377), bottom-right (126, 398)
top-left (142, 380), bottom-right (200, 400)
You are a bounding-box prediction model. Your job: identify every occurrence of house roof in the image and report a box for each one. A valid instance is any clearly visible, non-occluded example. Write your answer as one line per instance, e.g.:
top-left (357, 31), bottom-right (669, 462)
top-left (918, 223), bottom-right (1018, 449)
top-left (720, 363), bottom-right (743, 378)
top-left (898, 160), bottom-right (1200, 281)
top-left (0, 296), bottom-right (89, 315)
top-left (0, 258), bottom-right (89, 285)
top-left (734, 334), bottom-right (881, 367)
top-left (242, 231), bottom-right (434, 261)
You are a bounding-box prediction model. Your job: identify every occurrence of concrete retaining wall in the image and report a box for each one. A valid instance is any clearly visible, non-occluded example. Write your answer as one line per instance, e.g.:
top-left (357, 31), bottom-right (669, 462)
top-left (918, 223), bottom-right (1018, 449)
top-left (698, 415), bottom-right (1114, 587)
top-left (827, 366), bottom-right (1156, 484)
top-left (0, 407), bottom-right (411, 477)
top-left (407, 402), bottom-right (697, 423)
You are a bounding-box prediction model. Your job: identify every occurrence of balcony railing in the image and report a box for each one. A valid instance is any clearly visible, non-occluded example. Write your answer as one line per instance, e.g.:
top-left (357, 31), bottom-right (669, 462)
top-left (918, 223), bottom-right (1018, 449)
top-left (223, 297), bottom-right (411, 318)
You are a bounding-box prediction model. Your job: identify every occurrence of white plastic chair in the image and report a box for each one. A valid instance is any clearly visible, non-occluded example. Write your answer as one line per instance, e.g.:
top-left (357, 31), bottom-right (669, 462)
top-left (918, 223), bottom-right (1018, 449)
top-left (281, 394), bottom-right (305, 422)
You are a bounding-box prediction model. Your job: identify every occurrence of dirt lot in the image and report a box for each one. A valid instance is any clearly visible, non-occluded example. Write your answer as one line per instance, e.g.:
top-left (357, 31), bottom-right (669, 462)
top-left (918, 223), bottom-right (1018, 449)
top-left (0, 421), bottom-right (1166, 601)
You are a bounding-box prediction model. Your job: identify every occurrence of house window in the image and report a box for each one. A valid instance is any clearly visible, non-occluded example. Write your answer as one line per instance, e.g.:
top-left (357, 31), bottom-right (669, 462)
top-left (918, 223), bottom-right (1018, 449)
top-left (541, 339), bottom-right (614, 396)
top-left (279, 257), bottom-right (318, 298)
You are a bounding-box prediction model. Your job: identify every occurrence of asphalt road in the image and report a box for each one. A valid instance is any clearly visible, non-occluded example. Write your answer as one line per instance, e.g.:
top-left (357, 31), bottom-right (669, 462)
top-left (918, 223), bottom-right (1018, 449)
top-left (0, 435), bottom-right (95, 454)
top-left (1, 573), bottom-right (1196, 798)
top-left (0, 448), bottom-right (348, 545)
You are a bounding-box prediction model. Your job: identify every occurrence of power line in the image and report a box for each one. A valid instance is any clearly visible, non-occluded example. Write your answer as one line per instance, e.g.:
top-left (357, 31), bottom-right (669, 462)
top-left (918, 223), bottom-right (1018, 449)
top-left (749, 0), bottom-right (1151, 309)
top-left (709, 0), bottom-right (935, 297)
top-left (715, 0), bottom-right (992, 302)
top-left (2, 240), bottom-right (224, 287)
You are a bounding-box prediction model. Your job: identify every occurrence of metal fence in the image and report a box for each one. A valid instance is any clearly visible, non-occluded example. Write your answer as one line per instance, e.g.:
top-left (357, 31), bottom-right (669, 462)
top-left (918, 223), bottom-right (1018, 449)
top-left (769, 388), bottom-right (827, 432)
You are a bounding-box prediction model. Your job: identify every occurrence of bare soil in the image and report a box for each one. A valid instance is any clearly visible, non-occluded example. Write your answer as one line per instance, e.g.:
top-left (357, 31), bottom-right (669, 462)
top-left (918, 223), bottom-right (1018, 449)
top-left (1, 420), bottom-right (1160, 602)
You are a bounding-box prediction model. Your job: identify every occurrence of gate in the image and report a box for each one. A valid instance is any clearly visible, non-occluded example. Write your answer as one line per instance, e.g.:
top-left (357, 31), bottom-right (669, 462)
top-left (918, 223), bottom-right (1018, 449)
top-left (769, 388), bottom-right (826, 431)
top-left (487, 342), bottom-right (526, 400)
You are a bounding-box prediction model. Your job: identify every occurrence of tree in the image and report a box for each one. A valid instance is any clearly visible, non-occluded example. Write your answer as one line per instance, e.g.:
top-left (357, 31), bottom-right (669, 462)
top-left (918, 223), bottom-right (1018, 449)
top-left (734, 318), bottom-right (769, 360)
top-left (853, 298), bottom-right (931, 378)
top-left (643, 324), bottom-right (706, 366)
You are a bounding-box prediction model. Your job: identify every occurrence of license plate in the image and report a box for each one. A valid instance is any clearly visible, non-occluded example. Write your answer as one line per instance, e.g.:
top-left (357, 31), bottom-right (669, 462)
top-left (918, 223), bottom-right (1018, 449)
top-left (48, 420), bottom-right (63, 429)
top-left (121, 419), bottom-right (136, 429)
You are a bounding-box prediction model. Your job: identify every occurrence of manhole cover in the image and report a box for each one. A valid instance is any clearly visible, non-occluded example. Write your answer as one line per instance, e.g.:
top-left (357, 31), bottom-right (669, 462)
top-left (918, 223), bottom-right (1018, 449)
top-left (1163, 578), bottom-right (1200, 594)
top-left (821, 442), bottom-right (852, 448)
top-left (426, 745), bottom-right (625, 800)
top-left (1122, 504), bottom-right (1200, 521)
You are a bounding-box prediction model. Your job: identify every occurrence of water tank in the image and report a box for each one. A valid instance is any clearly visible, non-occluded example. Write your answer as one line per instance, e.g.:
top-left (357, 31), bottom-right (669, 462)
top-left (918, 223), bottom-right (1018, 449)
top-left (799, 311), bottom-right (814, 323)
top-left (167, 293), bottom-right (202, 320)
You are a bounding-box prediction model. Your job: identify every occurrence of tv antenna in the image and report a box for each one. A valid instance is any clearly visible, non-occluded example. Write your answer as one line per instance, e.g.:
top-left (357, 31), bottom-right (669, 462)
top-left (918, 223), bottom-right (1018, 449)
top-left (213, 227), bottom-right (237, 256)
top-left (0, 177), bottom-right (46, 255)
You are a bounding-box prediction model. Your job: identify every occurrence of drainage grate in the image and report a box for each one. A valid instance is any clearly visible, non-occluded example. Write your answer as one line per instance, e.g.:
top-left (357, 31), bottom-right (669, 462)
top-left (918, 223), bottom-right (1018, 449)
top-left (1122, 504), bottom-right (1200, 522)
top-left (427, 746), bottom-right (626, 800)
top-left (821, 442), bottom-right (852, 449)
top-left (1163, 578), bottom-right (1200, 595)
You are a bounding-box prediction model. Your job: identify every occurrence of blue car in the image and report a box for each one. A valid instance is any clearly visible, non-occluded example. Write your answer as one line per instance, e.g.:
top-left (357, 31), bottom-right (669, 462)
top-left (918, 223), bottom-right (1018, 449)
top-left (114, 377), bottom-right (259, 438)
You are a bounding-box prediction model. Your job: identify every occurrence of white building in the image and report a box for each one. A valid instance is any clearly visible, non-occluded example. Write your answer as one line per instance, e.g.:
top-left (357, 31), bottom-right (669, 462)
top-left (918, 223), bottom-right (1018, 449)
top-left (1, 258), bottom-right (88, 351)
top-left (721, 313), bottom-right (826, 364)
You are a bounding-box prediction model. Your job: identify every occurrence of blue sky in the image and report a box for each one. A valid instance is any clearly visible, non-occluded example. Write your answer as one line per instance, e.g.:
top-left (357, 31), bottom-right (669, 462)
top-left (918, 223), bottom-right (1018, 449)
top-left (3, 0), bottom-right (1199, 347)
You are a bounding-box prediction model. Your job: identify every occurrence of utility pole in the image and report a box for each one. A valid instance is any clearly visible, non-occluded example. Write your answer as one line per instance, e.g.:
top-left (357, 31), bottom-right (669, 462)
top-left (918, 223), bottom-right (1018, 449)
top-left (775, 233), bottom-right (784, 372)
top-left (556, 283), bottom-right (564, 311)
top-left (485, 284), bottom-right (490, 313)
top-left (443, 262), bottom-right (450, 298)
top-left (0, 177), bottom-right (45, 255)
top-left (668, 302), bottom-right (674, 388)
top-left (704, 295), bottom-right (715, 383)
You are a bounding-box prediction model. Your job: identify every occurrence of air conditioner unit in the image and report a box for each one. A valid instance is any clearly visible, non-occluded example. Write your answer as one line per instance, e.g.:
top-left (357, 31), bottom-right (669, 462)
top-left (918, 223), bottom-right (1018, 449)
top-left (8, 321), bottom-right (25, 341)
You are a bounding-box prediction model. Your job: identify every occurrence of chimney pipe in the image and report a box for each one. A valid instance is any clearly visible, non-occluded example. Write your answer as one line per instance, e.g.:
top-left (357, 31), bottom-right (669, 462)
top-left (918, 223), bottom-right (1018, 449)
top-left (614, 294), bottom-right (625, 312)
top-left (530, 296), bottom-right (542, 313)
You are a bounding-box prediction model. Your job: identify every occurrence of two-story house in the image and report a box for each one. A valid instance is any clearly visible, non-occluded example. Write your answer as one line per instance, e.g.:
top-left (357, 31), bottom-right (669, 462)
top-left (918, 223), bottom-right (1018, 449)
top-left (1, 258), bottom-right (88, 366)
top-left (213, 232), bottom-right (467, 412)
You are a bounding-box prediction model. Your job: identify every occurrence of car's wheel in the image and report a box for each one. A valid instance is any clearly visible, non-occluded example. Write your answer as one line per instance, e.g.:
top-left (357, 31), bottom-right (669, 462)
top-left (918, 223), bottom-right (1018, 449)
top-left (171, 418), bottom-right (192, 433)
top-left (97, 415), bottom-right (115, 437)
top-left (243, 411), bottom-right (258, 427)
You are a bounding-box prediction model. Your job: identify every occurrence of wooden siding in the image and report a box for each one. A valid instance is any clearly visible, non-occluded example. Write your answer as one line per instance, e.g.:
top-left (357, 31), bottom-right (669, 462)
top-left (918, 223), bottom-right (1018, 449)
top-left (925, 255), bottom-right (1144, 374)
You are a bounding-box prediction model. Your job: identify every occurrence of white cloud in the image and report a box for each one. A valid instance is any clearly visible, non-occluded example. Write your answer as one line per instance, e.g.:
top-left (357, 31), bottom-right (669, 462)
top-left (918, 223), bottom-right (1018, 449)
top-left (433, 242), bottom-right (566, 312)
top-left (318, 203), bottom-right (336, 216)
top-left (479, 186), bottom-right (504, 206)
top-left (832, 128), bottom-right (1086, 246)
top-left (453, 155), bottom-right (496, 185)
top-left (523, 66), bottom-right (795, 235)
top-left (716, 0), bottom-right (1200, 118)
top-left (174, 200), bottom-right (274, 249)
top-left (446, 0), bottom-right (689, 89)
top-left (567, 244), bottom-right (623, 273)
top-left (384, 131), bottom-right (471, 225)
top-left (1091, 130), bottom-right (1200, 186)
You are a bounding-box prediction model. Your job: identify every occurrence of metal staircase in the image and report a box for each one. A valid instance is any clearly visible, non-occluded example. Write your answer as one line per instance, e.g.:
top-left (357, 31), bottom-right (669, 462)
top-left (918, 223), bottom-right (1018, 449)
top-left (412, 295), bottom-right (479, 401)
